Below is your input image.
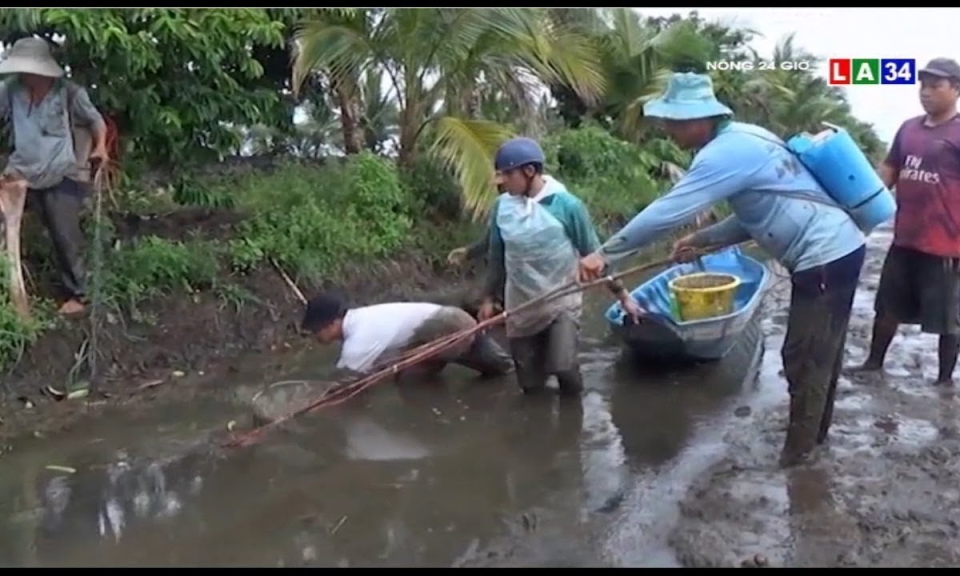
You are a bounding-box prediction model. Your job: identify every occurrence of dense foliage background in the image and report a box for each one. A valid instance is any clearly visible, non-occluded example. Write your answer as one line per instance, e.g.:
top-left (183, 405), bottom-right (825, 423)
top-left (0, 8), bottom-right (886, 370)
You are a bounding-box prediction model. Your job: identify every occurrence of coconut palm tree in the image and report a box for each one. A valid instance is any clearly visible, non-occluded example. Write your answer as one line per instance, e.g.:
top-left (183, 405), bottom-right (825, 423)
top-left (738, 35), bottom-right (842, 137)
top-left (546, 9), bottom-right (740, 145)
top-left (597, 9), bottom-right (720, 142)
top-left (291, 8), bottom-right (368, 155)
top-left (358, 68), bottom-right (400, 154)
top-left (291, 8), bottom-right (607, 219)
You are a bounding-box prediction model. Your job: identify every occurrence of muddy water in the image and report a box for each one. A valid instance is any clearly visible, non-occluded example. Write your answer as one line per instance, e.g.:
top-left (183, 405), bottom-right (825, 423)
top-left (0, 260), bottom-right (779, 567)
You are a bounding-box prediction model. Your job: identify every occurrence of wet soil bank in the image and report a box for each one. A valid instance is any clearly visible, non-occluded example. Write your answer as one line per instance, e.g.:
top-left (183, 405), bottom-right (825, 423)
top-left (0, 206), bottom-right (482, 447)
top-left (669, 225), bottom-right (960, 568)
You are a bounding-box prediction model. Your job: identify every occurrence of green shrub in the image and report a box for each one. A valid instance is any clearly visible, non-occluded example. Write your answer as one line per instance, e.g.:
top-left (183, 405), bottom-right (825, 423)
top-left (172, 173), bottom-right (237, 209)
top-left (207, 153), bottom-right (414, 282)
top-left (103, 236), bottom-right (222, 315)
top-left (399, 156), bottom-right (462, 221)
top-left (541, 125), bottom-right (689, 232)
top-left (0, 302), bottom-right (43, 372)
top-left (0, 263), bottom-right (53, 371)
top-left (339, 151), bottom-right (414, 255)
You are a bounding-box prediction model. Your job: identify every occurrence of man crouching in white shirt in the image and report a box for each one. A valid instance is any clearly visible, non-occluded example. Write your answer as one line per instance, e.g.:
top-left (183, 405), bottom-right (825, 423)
top-left (301, 293), bottom-right (515, 381)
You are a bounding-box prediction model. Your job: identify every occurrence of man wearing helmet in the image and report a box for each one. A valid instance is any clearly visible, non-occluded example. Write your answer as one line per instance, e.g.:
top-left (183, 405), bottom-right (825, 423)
top-left (477, 137), bottom-right (643, 396)
top-left (579, 72), bottom-right (867, 467)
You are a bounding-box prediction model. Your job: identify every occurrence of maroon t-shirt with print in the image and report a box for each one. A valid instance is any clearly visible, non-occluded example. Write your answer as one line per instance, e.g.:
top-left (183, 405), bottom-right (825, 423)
top-left (885, 115), bottom-right (960, 258)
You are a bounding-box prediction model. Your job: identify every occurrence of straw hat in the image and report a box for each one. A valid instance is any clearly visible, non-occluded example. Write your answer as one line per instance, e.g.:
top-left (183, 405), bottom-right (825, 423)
top-left (643, 72), bottom-right (733, 121)
top-left (0, 37), bottom-right (65, 78)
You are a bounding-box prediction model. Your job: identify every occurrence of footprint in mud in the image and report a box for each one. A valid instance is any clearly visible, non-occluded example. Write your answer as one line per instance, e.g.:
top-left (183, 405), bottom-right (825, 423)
top-left (734, 406), bottom-right (752, 418)
top-left (938, 426), bottom-right (959, 440)
top-left (843, 368), bottom-right (884, 385)
top-left (596, 491), bottom-right (625, 513)
top-left (520, 511), bottom-right (539, 532)
top-left (873, 417), bottom-right (898, 435)
top-left (885, 366), bottom-right (912, 378)
top-left (740, 554), bottom-right (770, 568)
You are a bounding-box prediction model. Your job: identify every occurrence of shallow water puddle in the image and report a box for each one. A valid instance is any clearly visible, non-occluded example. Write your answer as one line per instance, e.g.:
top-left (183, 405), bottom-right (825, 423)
top-left (342, 418), bottom-right (431, 461)
top-left (0, 265), bottom-right (781, 567)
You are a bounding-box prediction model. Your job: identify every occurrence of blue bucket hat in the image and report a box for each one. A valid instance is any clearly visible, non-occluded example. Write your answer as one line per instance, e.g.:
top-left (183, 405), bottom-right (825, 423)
top-left (643, 72), bottom-right (733, 121)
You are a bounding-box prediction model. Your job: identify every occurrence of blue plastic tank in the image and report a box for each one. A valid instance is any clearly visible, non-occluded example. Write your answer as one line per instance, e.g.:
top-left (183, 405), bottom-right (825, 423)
top-left (786, 124), bottom-right (896, 234)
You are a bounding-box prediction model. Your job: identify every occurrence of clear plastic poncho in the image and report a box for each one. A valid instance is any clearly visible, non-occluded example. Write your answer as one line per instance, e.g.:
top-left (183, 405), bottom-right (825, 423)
top-left (496, 187), bottom-right (582, 338)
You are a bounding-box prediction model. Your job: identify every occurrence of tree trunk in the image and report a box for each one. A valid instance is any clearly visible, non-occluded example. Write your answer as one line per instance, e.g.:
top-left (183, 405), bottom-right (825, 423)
top-left (330, 76), bottom-right (363, 155)
top-left (360, 116), bottom-right (379, 152)
top-left (461, 82), bottom-right (478, 119)
top-left (397, 102), bottom-right (419, 168)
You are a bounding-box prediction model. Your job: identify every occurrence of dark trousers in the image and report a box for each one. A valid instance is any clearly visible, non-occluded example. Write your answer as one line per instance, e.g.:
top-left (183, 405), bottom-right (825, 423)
top-left (508, 311), bottom-right (583, 395)
top-left (781, 245), bottom-right (865, 462)
top-left (397, 306), bottom-right (515, 379)
top-left (26, 178), bottom-right (87, 299)
top-left (875, 244), bottom-right (960, 335)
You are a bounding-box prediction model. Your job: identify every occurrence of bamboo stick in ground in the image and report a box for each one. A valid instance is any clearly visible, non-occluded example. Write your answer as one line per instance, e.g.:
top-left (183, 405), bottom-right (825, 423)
top-left (270, 257), bottom-right (307, 305)
top-left (0, 177), bottom-right (30, 320)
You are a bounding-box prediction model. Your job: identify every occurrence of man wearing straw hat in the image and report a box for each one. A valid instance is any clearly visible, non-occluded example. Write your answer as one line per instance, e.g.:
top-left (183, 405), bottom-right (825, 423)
top-left (578, 72), bottom-right (867, 467)
top-left (0, 36), bottom-right (110, 316)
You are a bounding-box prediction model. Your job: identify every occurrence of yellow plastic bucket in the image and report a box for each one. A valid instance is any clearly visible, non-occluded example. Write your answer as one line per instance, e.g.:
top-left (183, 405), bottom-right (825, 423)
top-left (668, 272), bottom-right (742, 321)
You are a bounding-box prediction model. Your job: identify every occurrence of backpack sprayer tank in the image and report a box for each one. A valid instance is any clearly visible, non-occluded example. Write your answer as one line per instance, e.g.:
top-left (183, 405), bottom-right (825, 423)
top-left (786, 122), bottom-right (897, 234)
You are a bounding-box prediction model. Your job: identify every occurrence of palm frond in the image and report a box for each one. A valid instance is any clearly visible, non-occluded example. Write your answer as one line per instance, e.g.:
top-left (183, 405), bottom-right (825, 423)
top-left (291, 19), bottom-right (372, 96)
top-left (427, 116), bottom-right (515, 220)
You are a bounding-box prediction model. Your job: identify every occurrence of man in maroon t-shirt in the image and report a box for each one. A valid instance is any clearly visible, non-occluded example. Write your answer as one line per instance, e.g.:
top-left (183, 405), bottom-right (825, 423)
top-left (858, 58), bottom-right (960, 385)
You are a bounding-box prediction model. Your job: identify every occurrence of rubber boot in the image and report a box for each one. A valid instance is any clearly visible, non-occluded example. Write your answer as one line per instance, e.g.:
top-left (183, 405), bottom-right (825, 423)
top-left (781, 392), bottom-right (819, 468)
top-left (555, 369), bottom-right (584, 397)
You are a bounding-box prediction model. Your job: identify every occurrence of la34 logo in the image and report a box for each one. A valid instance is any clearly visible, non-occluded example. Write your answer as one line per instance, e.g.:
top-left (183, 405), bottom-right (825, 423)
top-left (828, 59), bottom-right (916, 85)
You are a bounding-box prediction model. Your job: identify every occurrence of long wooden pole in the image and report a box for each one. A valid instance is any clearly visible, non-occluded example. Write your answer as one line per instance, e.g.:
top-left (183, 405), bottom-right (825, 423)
top-left (223, 242), bottom-right (749, 448)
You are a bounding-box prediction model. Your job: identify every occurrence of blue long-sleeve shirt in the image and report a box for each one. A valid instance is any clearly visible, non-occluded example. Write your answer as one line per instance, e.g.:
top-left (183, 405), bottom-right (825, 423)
top-left (598, 122), bottom-right (865, 273)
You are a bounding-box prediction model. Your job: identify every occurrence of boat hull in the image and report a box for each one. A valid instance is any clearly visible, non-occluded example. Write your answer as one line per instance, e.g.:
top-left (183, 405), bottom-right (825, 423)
top-left (604, 247), bottom-right (771, 363)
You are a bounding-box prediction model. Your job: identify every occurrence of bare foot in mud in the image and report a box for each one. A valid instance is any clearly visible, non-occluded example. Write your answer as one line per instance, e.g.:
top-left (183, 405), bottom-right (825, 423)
top-left (934, 377), bottom-right (954, 387)
top-left (844, 361), bottom-right (884, 380)
top-left (57, 299), bottom-right (85, 316)
top-left (779, 447), bottom-right (816, 469)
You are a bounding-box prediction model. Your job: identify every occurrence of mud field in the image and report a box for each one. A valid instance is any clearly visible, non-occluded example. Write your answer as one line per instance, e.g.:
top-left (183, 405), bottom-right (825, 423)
top-left (669, 225), bottom-right (960, 568)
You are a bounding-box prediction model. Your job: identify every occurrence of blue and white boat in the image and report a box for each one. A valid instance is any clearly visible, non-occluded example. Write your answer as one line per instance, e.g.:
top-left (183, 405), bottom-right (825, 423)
top-left (603, 246), bottom-right (771, 363)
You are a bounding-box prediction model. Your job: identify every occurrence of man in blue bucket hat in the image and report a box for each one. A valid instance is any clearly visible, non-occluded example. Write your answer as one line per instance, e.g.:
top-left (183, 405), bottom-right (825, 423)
top-left (579, 72), bottom-right (867, 467)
